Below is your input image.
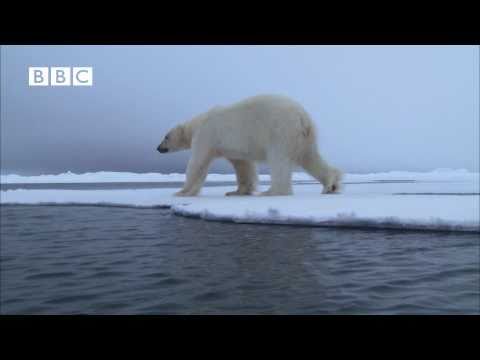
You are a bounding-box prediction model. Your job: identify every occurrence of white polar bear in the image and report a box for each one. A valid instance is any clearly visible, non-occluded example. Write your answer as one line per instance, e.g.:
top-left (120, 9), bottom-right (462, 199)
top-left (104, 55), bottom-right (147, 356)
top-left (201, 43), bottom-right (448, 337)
top-left (157, 94), bottom-right (342, 197)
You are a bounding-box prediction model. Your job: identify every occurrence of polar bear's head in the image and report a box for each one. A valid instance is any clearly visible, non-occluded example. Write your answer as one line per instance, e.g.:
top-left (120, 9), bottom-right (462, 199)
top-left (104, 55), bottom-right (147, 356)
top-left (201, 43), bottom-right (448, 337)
top-left (157, 125), bottom-right (189, 153)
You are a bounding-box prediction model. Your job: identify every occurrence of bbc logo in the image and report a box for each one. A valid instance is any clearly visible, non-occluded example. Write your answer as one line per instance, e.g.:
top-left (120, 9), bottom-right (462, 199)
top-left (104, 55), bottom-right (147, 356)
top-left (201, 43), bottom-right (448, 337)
top-left (29, 67), bottom-right (93, 87)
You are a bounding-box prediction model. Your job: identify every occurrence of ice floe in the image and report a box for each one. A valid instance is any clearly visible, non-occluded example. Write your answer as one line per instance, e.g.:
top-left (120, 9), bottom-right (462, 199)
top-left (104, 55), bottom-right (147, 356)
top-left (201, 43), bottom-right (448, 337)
top-left (1, 172), bottom-right (479, 232)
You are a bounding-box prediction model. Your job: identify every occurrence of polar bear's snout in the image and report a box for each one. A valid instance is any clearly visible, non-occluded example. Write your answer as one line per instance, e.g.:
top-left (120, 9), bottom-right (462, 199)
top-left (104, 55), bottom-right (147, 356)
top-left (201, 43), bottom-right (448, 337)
top-left (157, 144), bottom-right (168, 153)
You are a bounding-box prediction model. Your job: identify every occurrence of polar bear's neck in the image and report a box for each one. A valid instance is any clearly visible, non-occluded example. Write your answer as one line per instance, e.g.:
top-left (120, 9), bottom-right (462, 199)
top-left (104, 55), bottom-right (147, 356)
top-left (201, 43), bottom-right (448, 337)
top-left (183, 112), bottom-right (209, 148)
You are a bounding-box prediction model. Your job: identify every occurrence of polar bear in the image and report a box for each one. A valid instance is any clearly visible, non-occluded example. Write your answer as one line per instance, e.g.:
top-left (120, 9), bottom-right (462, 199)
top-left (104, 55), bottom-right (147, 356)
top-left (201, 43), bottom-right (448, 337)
top-left (157, 94), bottom-right (342, 197)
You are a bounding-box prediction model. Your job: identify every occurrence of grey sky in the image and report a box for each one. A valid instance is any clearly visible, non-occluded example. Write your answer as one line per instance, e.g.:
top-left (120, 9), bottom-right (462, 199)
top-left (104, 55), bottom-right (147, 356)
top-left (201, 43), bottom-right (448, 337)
top-left (1, 45), bottom-right (478, 175)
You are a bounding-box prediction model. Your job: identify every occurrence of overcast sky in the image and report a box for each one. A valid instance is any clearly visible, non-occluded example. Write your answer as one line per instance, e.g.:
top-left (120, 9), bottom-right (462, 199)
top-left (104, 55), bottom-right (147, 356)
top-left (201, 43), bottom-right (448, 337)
top-left (1, 45), bottom-right (478, 175)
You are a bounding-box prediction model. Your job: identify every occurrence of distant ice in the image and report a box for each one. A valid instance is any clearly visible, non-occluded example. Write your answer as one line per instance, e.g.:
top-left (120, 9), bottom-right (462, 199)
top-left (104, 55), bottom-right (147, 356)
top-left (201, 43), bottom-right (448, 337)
top-left (1, 171), bottom-right (479, 233)
top-left (1, 171), bottom-right (191, 184)
top-left (1, 168), bottom-right (478, 184)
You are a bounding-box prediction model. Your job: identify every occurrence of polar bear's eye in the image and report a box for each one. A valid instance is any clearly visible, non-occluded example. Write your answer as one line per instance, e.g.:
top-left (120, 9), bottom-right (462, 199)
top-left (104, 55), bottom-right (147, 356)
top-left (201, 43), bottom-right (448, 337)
top-left (165, 135), bottom-right (169, 140)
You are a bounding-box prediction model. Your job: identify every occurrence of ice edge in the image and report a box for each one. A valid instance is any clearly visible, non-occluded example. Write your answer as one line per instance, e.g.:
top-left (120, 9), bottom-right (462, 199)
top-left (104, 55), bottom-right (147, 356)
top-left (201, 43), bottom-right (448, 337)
top-left (2, 201), bottom-right (478, 233)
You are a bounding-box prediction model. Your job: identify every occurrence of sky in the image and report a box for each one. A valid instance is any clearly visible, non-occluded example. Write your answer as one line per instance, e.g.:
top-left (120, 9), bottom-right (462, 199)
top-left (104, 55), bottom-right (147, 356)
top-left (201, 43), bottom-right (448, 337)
top-left (1, 45), bottom-right (478, 175)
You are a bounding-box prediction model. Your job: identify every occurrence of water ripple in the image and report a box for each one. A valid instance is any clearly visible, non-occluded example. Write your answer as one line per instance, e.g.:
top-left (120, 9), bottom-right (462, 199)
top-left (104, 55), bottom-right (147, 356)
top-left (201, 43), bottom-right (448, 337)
top-left (25, 271), bottom-right (76, 280)
top-left (1, 205), bottom-right (479, 314)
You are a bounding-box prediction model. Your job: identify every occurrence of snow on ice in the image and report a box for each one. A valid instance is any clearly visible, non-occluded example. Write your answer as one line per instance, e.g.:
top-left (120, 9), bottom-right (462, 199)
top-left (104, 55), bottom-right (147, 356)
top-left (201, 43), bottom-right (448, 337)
top-left (1, 169), bottom-right (479, 232)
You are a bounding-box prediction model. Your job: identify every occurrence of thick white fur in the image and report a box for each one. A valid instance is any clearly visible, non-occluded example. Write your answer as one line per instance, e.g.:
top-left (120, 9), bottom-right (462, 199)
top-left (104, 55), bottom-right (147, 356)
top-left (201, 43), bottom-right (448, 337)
top-left (158, 94), bottom-right (343, 196)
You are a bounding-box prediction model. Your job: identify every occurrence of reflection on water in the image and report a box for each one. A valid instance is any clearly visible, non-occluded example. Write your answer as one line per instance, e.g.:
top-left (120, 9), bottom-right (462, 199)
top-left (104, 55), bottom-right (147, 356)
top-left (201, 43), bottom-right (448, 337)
top-left (1, 205), bottom-right (478, 314)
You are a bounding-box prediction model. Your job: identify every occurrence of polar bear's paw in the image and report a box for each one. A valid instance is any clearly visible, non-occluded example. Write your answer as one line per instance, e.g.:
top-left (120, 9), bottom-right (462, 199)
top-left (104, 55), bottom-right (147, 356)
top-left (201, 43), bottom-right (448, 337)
top-left (322, 184), bottom-right (339, 194)
top-left (322, 167), bottom-right (343, 194)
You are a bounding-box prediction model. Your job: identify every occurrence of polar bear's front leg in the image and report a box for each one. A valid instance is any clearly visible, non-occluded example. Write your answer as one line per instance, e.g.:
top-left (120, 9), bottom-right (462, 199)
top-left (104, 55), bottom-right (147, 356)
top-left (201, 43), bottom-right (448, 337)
top-left (225, 159), bottom-right (258, 196)
top-left (175, 149), bottom-right (214, 197)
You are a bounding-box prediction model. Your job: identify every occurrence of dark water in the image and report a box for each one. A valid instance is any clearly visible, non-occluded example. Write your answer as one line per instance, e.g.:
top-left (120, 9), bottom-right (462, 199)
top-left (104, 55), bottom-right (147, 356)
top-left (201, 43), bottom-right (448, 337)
top-left (1, 204), bottom-right (479, 314)
top-left (1, 181), bottom-right (240, 191)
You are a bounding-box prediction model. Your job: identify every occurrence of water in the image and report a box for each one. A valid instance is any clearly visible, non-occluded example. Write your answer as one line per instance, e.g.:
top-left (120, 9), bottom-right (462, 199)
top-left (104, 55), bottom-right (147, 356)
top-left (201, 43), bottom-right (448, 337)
top-left (1, 192), bottom-right (479, 314)
top-left (1, 181), bottom-right (242, 191)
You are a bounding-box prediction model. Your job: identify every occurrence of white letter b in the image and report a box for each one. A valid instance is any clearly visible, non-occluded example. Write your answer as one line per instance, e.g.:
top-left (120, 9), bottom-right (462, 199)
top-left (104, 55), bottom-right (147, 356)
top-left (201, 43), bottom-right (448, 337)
top-left (28, 67), bottom-right (49, 86)
top-left (51, 67), bottom-right (71, 86)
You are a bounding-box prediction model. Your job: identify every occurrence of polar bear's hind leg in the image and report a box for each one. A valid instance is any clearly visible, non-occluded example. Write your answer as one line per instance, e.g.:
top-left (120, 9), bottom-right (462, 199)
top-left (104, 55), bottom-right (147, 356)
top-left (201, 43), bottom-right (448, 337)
top-left (260, 149), bottom-right (293, 196)
top-left (299, 146), bottom-right (342, 194)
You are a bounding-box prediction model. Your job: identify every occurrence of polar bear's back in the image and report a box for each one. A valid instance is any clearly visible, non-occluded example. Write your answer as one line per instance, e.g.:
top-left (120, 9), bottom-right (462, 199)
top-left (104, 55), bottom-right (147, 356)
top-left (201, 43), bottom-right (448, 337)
top-left (201, 94), bottom-right (316, 161)
top-left (222, 94), bottom-right (309, 122)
